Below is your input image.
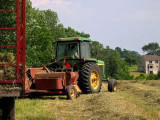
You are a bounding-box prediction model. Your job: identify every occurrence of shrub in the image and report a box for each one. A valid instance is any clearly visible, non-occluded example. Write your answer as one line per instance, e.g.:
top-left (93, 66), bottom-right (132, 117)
top-left (156, 71), bottom-right (160, 80)
top-left (135, 73), bottom-right (146, 80)
top-left (146, 73), bottom-right (156, 80)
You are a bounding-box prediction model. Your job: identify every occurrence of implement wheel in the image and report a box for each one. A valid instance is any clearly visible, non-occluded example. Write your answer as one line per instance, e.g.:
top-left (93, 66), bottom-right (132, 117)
top-left (108, 79), bottom-right (117, 92)
top-left (78, 62), bottom-right (102, 94)
top-left (66, 85), bottom-right (77, 100)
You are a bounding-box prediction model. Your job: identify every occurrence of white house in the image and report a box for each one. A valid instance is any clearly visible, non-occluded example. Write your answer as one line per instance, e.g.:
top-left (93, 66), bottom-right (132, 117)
top-left (138, 55), bottom-right (160, 74)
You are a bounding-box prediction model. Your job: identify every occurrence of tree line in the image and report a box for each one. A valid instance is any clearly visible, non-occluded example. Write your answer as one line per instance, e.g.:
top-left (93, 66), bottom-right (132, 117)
top-left (115, 47), bottom-right (141, 67)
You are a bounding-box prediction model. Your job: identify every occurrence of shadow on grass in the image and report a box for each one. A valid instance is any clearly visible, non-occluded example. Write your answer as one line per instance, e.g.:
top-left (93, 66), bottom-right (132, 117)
top-left (17, 94), bottom-right (68, 100)
top-left (26, 96), bottom-right (67, 100)
top-left (35, 96), bottom-right (67, 100)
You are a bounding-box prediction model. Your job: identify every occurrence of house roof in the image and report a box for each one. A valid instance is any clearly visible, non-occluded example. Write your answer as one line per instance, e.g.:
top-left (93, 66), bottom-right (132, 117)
top-left (142, 55), bottom-right (160, 61)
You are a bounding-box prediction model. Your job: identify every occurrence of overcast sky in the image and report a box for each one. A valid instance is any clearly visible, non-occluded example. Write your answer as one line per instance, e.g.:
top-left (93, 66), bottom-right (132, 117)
top-left (31, 0), bottom-right (160, 54)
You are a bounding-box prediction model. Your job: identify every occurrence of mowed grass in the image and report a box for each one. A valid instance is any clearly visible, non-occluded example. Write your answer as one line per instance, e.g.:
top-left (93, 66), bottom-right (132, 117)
top-left (13, 80), bottom-right (160, 120)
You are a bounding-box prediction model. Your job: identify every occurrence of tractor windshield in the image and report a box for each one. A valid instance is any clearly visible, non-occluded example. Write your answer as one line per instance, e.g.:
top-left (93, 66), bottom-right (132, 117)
top-left (57, 43), bottom-right (79, 59)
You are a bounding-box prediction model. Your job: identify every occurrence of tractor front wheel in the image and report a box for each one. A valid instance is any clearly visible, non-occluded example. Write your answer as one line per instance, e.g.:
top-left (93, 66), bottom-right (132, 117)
top-left (66, 85), bottom-right (77, 100)
top-left (78, 62), bottom-right (102, 94)
top-left (108, 79), bottom-right (117, 92)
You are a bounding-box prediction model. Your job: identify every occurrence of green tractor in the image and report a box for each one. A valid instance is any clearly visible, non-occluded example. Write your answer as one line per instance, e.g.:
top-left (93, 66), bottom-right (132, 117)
top-left (47, 37), bottom-right (117, 93)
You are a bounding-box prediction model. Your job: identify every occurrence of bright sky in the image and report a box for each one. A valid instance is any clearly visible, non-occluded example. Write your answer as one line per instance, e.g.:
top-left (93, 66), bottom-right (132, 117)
top-left (31, 0), bottom-right (160, 54)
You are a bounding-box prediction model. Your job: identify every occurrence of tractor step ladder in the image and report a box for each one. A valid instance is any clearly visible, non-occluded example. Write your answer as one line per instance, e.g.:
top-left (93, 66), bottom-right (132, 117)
top-left (0, 0), bottom-right (26, 89)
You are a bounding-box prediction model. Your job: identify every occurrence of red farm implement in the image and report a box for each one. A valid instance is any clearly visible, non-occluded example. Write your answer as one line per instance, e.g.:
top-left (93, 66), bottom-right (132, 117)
top-left (0, 0), bottom-right (25, 119)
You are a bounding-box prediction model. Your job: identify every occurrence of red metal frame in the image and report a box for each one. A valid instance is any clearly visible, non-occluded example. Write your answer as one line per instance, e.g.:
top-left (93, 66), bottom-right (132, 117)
top-left (0, 0), bottom-right (26, 90)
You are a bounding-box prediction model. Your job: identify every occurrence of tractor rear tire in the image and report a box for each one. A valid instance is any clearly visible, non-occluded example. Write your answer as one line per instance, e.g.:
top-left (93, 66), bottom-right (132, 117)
top-left (66, 85), bottom-right (77, 100)
top-left (78, 62), bottom-right (102, 94)
top-left (108, 79), bottom-right (117, 92)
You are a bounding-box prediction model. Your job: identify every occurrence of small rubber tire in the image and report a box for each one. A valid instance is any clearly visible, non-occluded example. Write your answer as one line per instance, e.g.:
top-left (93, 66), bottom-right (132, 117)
top-left (108, 79), bottom-right (117, 92)
top-left (66, 85), bottom-right (77, 100)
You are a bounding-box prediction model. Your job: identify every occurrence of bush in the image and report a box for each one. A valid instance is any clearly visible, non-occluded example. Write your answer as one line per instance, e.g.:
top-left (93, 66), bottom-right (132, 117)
top-left (156, 71), bottom-right (160, 80)
top-left (135, 73), bottom-right (146, 80)
top-left (146, 73), bottom-right (157, 80)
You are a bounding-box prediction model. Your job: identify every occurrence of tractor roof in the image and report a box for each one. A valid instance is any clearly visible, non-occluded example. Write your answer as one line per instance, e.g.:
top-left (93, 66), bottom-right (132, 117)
top-left (57, 37), bottom-right (91, 42)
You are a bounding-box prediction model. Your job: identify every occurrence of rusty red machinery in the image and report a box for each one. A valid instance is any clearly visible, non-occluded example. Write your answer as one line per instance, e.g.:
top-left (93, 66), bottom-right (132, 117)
top-left (26, 58), bottom-right (81, 99)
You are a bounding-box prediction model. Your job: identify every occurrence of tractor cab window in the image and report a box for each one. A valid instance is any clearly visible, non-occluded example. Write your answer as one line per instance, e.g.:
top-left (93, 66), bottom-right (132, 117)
top-left (57, 43), bottom-right (79, 59)
top-left (68, 43), bottom-right (79, 59)
top-left (57, 43), bottom-right (67, 59)
top-left (81, 42), bottom-right (91, 58)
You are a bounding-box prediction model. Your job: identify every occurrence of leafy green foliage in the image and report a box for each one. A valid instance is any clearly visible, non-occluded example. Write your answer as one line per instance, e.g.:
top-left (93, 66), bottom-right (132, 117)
top-left (0, 0), bottom-right (17, 54)
top-left (142, 42), bottom-right (160, 55)
top-left (125, 56), bottom-right (137, 67)
top-left (91, 41), bottom-right (131, 80)
top-left (107, 50), bottom-right (131, 80)
top-left (132, 71), bottom-right (160, 80)
top-left (135, 73), bottom-right (146, 80)
top-left (115, 47), bottom-right (141, 66)
top-left (146, 73), bottom-right (157, 80)
top-left (156, 71), bottom-right (160, 80)
top-left (0, 0), bottom-right (90, 67)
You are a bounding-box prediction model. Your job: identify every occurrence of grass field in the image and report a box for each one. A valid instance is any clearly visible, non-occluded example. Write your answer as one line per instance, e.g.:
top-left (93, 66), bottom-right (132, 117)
top-left (0, 80), bottom-right (160, 120)
top-left (0, 80), bottom-right (153, 120)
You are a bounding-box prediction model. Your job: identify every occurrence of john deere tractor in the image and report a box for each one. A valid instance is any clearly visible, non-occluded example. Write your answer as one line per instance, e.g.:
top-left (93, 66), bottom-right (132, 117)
top-left (26, 37), bottom-right (117, 98)
top-left (47, 37), bottom-right (117, 93)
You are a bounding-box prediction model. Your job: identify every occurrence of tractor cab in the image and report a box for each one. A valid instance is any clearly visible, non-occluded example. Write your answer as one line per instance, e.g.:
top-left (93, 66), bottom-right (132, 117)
top-left (56, 37), bottom-right (92, 60)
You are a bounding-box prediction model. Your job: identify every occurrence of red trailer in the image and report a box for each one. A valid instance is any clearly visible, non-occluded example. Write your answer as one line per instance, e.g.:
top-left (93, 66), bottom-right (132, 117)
top-left (0, 0), bottom-right (26, 119)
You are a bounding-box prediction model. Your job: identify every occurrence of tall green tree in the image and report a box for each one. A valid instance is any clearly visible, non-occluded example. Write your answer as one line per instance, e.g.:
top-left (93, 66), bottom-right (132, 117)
top-left (90, 41), bottom-right (104, 59)
top-left (142, 42), bottom-right (160, 55)
top-left (107, 50), bottom-right (130, 80)
top-left (115, 47), bottom-right (123, 57)
top-left (115, 47), bottom-right (141, 66)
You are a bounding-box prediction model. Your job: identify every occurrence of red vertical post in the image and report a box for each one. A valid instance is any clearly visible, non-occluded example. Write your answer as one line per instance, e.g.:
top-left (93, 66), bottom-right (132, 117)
top-left (22, 0), bottom-right (26, 90)
top-left (16, 0), bottom-right (20, 81)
